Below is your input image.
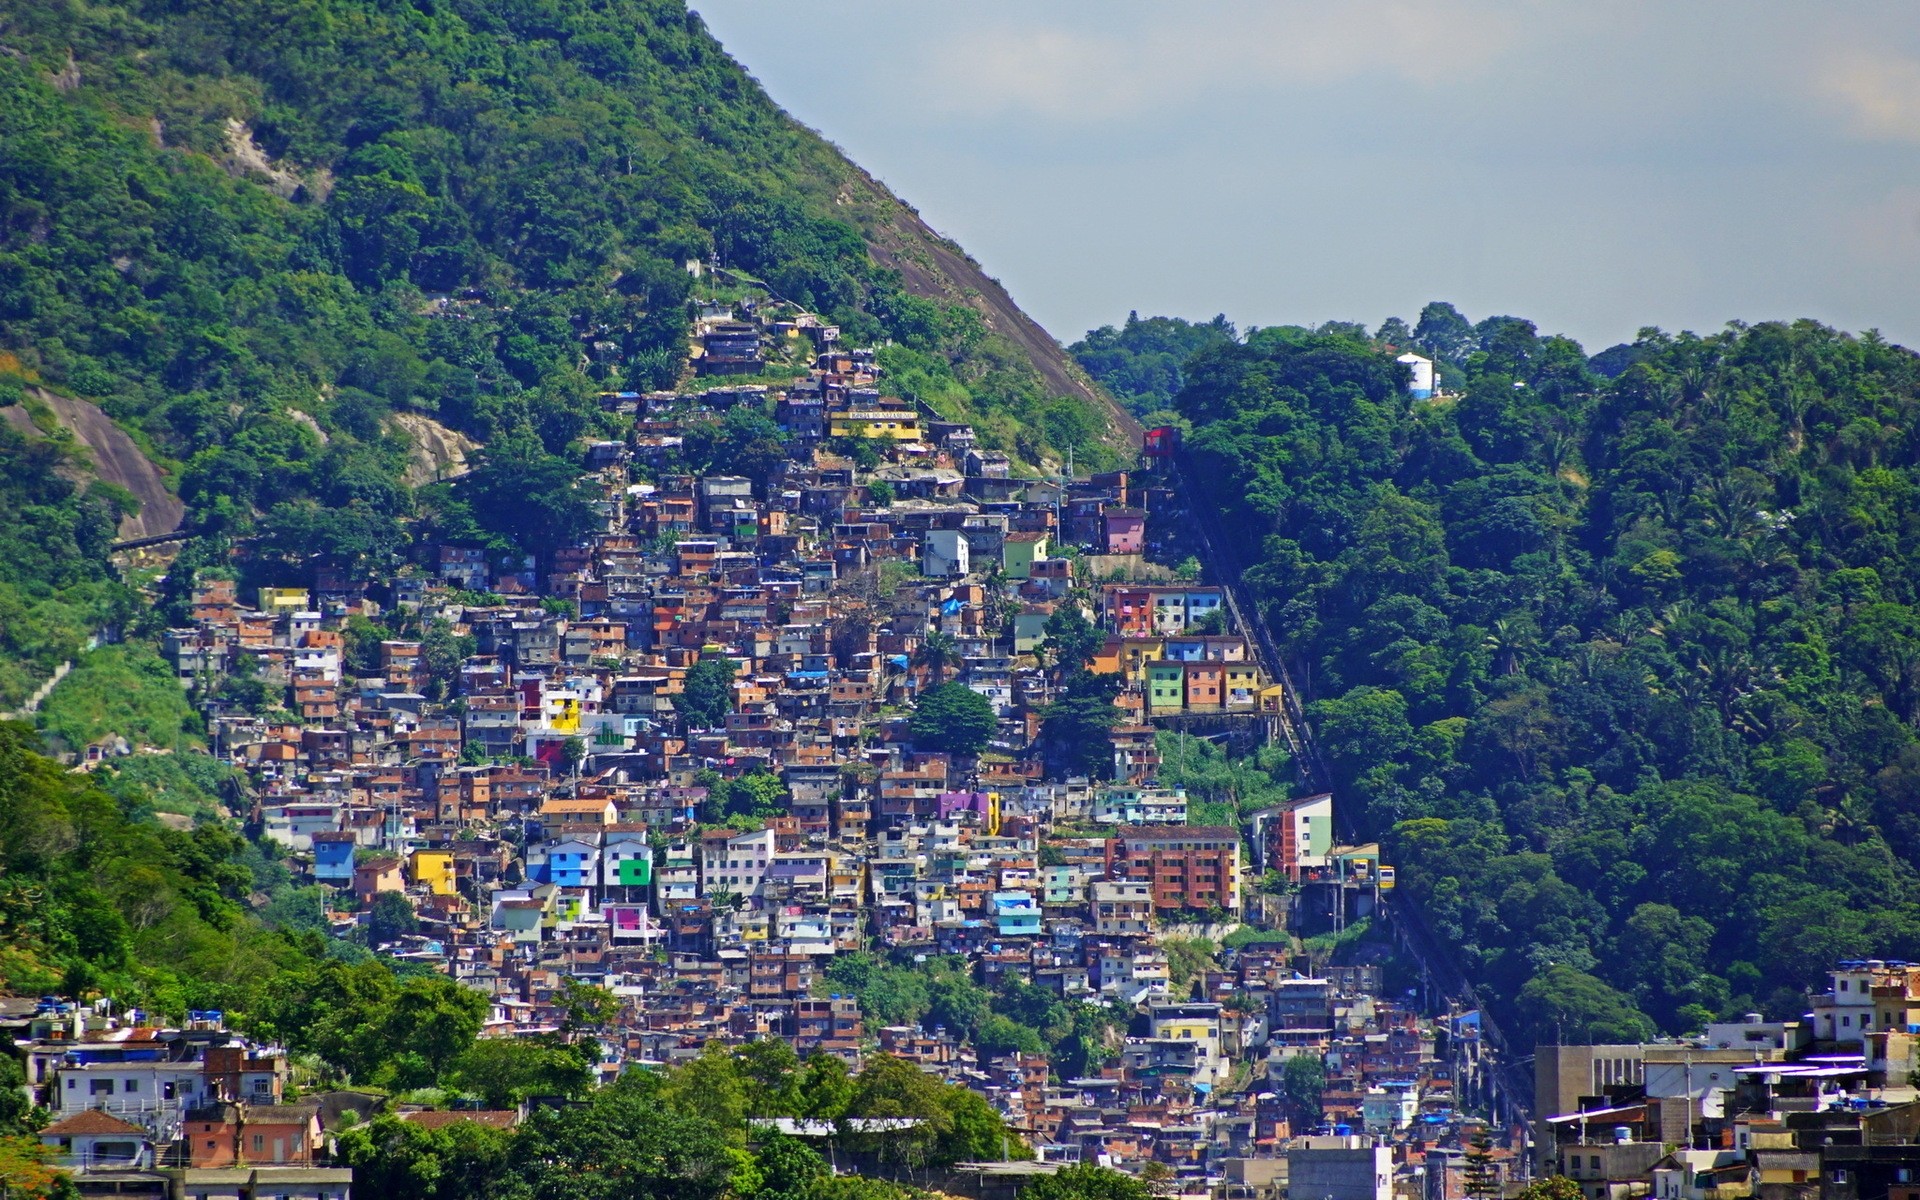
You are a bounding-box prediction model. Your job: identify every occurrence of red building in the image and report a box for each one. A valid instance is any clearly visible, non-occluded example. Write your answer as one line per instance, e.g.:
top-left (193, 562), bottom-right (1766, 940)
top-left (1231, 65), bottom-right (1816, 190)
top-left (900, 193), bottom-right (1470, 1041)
top-left (1105, 825), bottom-right (1241, 913)
top-left (1144, 425), bottom-right (1182, 460)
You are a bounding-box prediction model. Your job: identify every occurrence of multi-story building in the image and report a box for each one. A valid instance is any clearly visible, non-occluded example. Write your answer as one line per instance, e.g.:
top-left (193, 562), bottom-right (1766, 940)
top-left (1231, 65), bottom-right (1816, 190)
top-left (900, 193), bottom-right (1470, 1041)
top-left (1105, 825), bottom-right (1241, 913)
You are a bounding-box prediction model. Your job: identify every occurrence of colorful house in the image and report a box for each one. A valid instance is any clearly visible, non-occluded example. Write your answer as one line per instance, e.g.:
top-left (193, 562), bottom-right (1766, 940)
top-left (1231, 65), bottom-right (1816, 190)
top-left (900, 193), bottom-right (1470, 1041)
top-left (1002, 532), bottom-right (1049, 580)
top-left (1184, 661), bottom-right (1225, 710)
top-left (410, 850), bottom-right (456, 896)
top-left (312, 831), bottom-right (356, 888)
top-left (1225, 664), bottom-right (1260, 708)
top-left (604, 836), bottom-right (654, 888)
top-left (1146, 662), bottom-right (1185, 713)
top-left (829, 408), bottom-right (921, 441)
top-left (991, 891), bottom-right (1043, 938)
top-left (1103, 508), bottom-right (1146, 554)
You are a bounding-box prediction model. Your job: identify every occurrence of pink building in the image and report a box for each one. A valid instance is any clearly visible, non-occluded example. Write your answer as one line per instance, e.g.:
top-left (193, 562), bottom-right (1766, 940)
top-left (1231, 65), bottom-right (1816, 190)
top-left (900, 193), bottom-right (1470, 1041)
top-left (1104, 508), bottom-right (1146, 555)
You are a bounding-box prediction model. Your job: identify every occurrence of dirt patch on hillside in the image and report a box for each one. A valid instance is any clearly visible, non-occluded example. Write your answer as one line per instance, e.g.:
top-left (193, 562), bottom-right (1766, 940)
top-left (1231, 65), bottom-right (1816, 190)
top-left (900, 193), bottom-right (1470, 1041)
top-left (26, 391), bottom-right (182, 540)
top-left (389, 412), bottom-right (479, 487)
top-left (223, 118), bottom-right (305, 199)
top-left (840, 166), bottom-right (1142, 453)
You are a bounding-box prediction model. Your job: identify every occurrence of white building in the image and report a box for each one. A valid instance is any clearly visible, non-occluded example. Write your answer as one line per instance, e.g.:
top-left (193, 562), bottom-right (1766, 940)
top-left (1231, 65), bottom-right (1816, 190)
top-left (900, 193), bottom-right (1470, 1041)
top-left (1396, 352), bottom-right (1436, 400)
top-left (700, 827), bottom-right (776, 900)
top-left (652, 841), bottom-right (700, 915)
top-left (922, 528), bottom-right (971, 578)
top-left (1810, 960), bottom-right (1884, 1046)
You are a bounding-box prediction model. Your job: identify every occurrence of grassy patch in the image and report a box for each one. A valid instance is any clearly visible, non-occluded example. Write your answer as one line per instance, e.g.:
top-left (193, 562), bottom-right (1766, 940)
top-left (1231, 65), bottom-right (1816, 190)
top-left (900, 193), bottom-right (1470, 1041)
top-left (38, 642), bottom-right (201, 752)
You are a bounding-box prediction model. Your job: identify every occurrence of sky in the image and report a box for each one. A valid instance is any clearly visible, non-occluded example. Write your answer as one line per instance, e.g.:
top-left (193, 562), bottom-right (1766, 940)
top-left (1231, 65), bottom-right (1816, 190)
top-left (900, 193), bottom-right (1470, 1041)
top-left (691, 0), bottom-right (1920, 354)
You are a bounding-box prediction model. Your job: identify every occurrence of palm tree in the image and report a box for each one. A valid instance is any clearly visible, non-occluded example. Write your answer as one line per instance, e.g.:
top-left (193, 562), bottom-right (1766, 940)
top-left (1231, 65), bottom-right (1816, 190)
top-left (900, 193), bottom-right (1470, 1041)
top-left (1819, 793), bottom-right (1871, 847)
top-left (914, 631), bottom-right (959, 686)
top-left (1483, 619), bottom-right (1535, 676)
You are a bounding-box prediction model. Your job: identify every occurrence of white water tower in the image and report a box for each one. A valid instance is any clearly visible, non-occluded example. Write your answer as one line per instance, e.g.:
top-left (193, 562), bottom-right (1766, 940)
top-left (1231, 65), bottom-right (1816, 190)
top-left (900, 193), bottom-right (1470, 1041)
top-left (1396, 352), bottom-right (1435, 400)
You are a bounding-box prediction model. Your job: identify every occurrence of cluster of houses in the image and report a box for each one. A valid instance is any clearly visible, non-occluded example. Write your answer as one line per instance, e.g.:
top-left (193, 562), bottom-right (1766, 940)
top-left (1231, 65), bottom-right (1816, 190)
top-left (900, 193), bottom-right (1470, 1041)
top-left (49, 303), bottom-right (1505, 1199)
top-left (1530, 961), bottom-right (1920, 1200)
top-left (4, 1002), bottom-right (352, 1199)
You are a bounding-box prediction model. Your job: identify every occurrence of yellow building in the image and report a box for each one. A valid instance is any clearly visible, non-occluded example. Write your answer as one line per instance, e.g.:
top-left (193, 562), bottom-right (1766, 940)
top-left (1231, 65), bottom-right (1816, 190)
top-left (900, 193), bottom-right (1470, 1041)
top-left (1117, 637), bottom-right (1166, 681)
top-left (410, 850), bottom-right (456, 896)
top-left (1224, 664), bottom-right (1260, 708)
top-left (829, 409), bottom-right (921, 441)
top-left (257, 586), bottom-right (311, 613)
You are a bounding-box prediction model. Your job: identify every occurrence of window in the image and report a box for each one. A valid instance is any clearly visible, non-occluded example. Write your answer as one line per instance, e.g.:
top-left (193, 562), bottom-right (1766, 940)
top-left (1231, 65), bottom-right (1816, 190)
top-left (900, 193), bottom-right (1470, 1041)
top-left (90, 1079), bottom-right (114, 1095)
top-left (252, 1135), bottom-right (265, 1152)
top-left (123, 1078), bottom-right (138, 1093)
top-left (1591, 1157), bottom-right (1602, 1171)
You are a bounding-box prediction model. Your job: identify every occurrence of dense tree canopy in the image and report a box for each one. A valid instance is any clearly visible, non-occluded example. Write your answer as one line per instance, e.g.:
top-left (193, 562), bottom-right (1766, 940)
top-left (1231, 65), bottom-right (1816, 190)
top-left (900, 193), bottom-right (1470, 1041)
top-left (0, 0), bottom-right (1120, 629)
top-left (1070, 313), bottom-right (1239, 416)
top-left (1081, 309), bottom-right (1920, 1040)
top-left (908, 682), bottom-right (997, 756)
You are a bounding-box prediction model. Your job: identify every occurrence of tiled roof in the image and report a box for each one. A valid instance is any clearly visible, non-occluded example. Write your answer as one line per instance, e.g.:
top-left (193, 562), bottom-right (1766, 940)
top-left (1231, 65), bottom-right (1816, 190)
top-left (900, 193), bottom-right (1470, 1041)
top-left (42, 1109), bottom-right (148, 1136)
top-left (397, 1109), bottom-right (520, 1130)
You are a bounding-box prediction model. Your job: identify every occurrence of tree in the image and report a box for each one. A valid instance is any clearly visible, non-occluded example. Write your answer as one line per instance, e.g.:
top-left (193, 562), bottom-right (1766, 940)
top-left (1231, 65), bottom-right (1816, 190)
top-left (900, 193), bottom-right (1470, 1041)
top-left (1516, 1178), bottom-right (1584, 1200)
top-left (913, 632), bottom-right (960, 686)
top-left (795, 1053), bottom-right (855, 1121)
top-left (1161, 937), bottom-right (1218, 994)
top-left (1516, 965), bottom-right (1655, 1046)
top-left (976, 1014), bottom-right (1046, 1056)
top-left (1038, 671), bottom-right (1122, 779)
top-left (724, 772), bottom-right (788, 820)
top-left (925, 970), bottom-right (991, 1039)
top-left (447, 1038), bottom-right (592, 1108)
top-left (506, 1077), bottom-right (736, 1200)
top-left (0, 1136), bottom-right (78, 1200)
top-left (456, 428), bottom-right (602, 571)
top-left (368, 891), bottom-right (419, 947)
top-left (675, 656), bottom-right (737, 730)
top-left (558, 979), bottom-right (622, 1038)
top-left (1042, 606), bottom-right (1103, 674)
top-left (1018, 1163), bottom-right (1151, 1200)
top-left (751, 1131), bottom-right (830, 1200)
top-left (561, 736), bottom-right (588, 777)
top-left (908, 682), bottom-right (996, 756)
top-left (1414, 301), bottom-right (1474, 362)
top-left (1280, 1054), bottom-right (1326, 1126)
top-left (382, 975), bottom-right (490, 1083)
top-left (1463, 1129), bottom-right (1499, 1200)
top-left (843, 1054), bottom-right (953, 1167)
top-left (661, 1041), bottom-right (754, 1135)
top-left (335, 1113), bottom-right (512, 1200)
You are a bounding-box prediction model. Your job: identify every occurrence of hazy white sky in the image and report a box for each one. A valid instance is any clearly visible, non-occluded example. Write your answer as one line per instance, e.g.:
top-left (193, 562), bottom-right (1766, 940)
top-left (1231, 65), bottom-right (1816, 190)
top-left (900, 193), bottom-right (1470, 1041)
top-left (691, 1), bottom-right (1920, 354)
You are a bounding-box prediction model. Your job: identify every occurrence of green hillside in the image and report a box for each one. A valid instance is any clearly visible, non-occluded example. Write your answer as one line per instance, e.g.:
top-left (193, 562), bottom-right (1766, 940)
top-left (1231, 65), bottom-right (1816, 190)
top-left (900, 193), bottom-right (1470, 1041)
top-left (0, 0), bottom-right (1129, 703)
top-left (1082, 308), bottom-right (1920, 1044)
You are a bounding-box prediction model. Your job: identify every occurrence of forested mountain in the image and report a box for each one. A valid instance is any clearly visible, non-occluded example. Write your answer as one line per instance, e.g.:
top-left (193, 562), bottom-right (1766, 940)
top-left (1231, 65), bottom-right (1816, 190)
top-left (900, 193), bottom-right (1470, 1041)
top-left (1069, 312), bottom-right (1239, 419)
top-left (0, 0), bottom-right (1128, 706)
top-left (1083, 307), bottom-right (1920, 1045)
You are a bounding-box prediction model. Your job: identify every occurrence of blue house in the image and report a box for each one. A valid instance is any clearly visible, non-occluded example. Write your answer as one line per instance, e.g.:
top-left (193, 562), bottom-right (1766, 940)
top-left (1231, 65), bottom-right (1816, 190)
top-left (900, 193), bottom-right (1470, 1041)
top-left (313, 832), bottom-right (356, 888)
top-left (991, 891), bottom-right (1042, 938)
